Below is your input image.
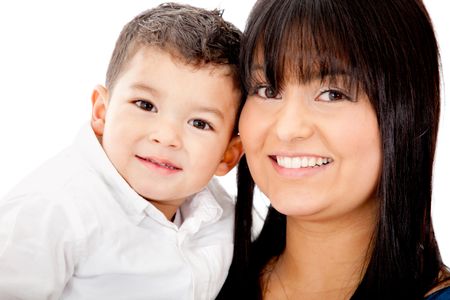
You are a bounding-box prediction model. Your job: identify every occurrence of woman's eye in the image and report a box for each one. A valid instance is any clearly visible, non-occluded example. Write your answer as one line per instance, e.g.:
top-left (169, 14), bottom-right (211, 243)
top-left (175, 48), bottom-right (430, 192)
top-left (134, 100), bottom-right (157, 112)
top-left (188, 119), bottom-right (213, 131)
top-left (254, 85), bottom-right (281, 99)
top-left (317, 90), bottom-right (351, 102)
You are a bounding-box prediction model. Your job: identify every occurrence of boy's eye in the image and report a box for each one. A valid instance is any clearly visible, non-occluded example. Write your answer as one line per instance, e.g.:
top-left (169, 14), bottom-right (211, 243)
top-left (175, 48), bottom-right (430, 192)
top-left (188, 119), bottom-right (213, 131)
top-left (253, 85), bottom-right (281, 99)
top-left (316, 89), bottom-right (351, 102)
top-left (134, 100), bottom-right (157, 112)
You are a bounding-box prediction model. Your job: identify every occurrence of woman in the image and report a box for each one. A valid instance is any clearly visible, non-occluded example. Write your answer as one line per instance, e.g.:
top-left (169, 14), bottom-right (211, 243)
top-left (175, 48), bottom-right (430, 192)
top-left (218, 0), bottom-right (450, 299)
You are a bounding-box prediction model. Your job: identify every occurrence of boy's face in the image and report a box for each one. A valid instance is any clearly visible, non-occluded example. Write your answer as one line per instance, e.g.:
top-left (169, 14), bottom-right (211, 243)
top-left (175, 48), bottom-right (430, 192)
top-left (91, 47), bottom-right (242, 219)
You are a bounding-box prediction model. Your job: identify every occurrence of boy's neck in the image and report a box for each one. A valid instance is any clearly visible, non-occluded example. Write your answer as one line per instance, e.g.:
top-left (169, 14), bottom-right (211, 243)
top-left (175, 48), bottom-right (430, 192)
top-left (147, 199), bottom-right (184, 221)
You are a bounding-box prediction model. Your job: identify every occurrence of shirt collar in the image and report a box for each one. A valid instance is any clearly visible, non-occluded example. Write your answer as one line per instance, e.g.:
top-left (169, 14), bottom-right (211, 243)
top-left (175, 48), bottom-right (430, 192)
top-left (177, 184), bottom-right (223, 234)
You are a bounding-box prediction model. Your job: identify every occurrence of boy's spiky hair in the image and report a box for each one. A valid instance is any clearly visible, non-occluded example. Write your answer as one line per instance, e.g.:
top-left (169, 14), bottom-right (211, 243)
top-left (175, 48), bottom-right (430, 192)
top-left (106, 2), bottom-right (242, 90)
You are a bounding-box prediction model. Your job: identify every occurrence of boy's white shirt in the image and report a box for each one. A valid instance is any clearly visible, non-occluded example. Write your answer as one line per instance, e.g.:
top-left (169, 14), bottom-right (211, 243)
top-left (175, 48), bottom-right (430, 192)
top-left (0, 123), bottom-right (234, 300)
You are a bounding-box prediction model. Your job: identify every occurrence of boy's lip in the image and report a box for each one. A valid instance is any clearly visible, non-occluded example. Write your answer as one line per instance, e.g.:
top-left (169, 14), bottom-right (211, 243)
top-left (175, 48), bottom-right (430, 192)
top-left (135, 155), bottom-right (182, 170)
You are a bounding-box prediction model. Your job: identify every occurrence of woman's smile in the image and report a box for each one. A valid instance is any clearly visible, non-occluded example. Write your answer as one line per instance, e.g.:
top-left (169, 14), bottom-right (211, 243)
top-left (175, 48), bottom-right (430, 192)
top-left (269, 154), bottom-right (334, 178)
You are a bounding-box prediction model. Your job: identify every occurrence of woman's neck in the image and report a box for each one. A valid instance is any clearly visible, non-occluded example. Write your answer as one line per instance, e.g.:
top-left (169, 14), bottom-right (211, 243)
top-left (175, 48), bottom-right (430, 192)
top-left (264, 200), bottom-right (378, 300)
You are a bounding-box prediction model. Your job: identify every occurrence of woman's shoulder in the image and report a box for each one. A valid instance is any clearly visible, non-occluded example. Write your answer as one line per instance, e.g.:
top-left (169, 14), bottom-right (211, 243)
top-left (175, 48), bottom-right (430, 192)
top-left (426, 270), bottom-right (450, 300)
top-left (425, 286), bottom-right (450, 300)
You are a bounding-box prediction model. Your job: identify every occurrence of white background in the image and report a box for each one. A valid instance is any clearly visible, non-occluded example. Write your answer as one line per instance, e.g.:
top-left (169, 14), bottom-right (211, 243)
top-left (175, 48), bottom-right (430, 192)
top-left (0, 1), bottom-right (448, 264)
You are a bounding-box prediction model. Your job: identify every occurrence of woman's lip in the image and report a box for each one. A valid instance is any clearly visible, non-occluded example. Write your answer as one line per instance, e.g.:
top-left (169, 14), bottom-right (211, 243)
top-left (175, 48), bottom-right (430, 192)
top-left (269, 153), bottom-right (332, 158)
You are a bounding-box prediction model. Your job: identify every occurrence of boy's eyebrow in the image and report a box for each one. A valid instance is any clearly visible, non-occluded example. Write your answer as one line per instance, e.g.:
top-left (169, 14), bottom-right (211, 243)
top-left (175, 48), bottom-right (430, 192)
top-left (130, 82), bottom-right (225, 120)
top-left (130, 83), bottom-right (160, 96)
top-left (194, 106), bottom-right (225, 120)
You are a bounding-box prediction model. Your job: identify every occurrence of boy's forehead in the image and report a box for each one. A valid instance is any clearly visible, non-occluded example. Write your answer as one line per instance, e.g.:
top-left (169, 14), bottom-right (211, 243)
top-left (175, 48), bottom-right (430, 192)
top-left (121, 45), bottom-right (242, 105)
top-left (132, 45), bottom-right (239, 79)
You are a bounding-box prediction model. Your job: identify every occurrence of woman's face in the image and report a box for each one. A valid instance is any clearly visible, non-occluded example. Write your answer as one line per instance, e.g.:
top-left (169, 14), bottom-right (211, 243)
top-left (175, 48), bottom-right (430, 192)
top-left (239, 71), bottom-right (382, 221)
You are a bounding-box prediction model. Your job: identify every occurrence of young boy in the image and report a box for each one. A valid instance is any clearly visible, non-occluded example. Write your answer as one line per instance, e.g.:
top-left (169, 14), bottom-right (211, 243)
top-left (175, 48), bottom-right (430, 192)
top-left (0, 3), bottom-right (242, 299)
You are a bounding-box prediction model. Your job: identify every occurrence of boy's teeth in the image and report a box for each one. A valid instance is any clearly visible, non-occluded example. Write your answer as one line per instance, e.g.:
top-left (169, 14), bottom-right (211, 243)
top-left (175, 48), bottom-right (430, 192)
top-left (146, 158), bottom-right (178, 170)
top-left (276, 156), bottom-right (333, 168)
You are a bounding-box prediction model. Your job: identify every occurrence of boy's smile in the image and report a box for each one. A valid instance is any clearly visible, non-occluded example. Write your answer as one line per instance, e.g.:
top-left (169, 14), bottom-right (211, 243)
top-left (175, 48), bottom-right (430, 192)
top-left (136, 155), bottom-right (183, 173)
top-left (91, 46), bottom-right (241, 219)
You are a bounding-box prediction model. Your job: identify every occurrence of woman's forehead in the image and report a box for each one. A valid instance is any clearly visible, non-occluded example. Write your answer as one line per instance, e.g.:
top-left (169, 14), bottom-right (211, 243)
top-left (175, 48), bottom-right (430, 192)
top-left (249, 50), bottom-right (355, 86)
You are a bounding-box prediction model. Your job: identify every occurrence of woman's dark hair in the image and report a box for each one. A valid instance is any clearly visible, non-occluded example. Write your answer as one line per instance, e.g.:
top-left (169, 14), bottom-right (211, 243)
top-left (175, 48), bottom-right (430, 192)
top-left (218, 0), bottom-right (445, 299)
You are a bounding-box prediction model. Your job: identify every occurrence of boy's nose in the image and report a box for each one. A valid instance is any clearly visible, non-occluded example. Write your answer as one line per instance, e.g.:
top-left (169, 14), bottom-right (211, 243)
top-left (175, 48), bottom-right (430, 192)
top-left (147, 121), bottom-right (182, 149)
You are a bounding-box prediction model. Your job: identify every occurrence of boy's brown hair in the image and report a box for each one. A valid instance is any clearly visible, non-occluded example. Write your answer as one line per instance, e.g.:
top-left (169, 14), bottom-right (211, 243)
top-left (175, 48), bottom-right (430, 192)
top-left (105, 2), bottom-right (242, 91)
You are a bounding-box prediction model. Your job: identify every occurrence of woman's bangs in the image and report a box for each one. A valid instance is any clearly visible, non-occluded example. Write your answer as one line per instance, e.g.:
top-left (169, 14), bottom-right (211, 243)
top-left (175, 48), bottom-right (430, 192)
top-left (245, 0), bottom-right (364, 94)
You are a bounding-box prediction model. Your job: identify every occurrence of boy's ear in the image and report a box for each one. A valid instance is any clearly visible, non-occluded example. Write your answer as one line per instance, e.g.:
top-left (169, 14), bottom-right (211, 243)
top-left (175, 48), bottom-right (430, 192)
top-left (91, 85), bottom-right (109, 137)
top-left (215, 135), bottom-right (244, 176)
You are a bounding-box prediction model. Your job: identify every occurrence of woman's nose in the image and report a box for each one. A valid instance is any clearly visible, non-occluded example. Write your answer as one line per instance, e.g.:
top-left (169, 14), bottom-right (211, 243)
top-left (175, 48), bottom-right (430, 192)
top-left (274, 95), bottom-right (314, 142)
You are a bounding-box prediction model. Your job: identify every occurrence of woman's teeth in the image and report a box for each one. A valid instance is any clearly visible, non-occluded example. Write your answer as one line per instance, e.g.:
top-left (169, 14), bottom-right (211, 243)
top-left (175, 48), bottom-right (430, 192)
top-left (276, 156), bottom-right (333, 168)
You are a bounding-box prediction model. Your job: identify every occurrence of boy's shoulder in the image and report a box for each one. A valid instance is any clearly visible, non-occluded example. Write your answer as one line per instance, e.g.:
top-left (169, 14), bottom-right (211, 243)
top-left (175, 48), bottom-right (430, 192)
top-left (0, 142), bottom-right (96, 246)
top-left (0, 124), bottom-right (129, 243)
top-left (1, 124), bottom-right (108, 210)
top-left (3, 147), bottom-right (81, 198)
top-left (0, 150), bottom-right (95, 230)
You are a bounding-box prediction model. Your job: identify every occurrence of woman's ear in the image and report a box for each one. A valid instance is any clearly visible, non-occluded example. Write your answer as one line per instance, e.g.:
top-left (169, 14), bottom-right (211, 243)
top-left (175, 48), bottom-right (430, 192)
top-left (91, 85), bottom-right (109, 137)
top-left (215, 136), bottom-right (244, 176)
